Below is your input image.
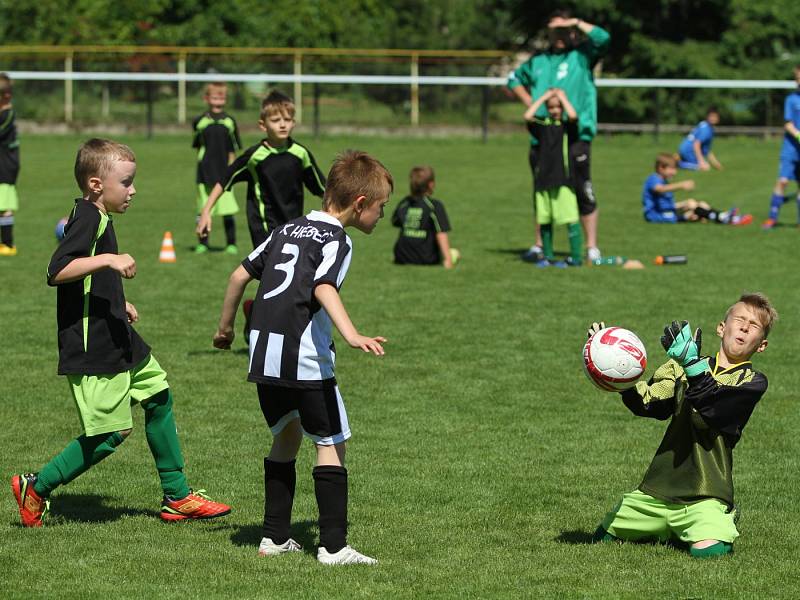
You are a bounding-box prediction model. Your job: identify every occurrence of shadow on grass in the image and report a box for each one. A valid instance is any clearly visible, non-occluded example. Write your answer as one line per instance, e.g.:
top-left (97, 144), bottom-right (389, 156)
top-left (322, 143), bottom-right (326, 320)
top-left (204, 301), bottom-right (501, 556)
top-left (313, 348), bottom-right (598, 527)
top-left (47, 493), bottom-right (158, 524)
top-left (490, 248), bottom-right (570, 259)
top-left (555, 530), bottom-right (595, 545)
top-left (230, 520), bottom-right (320, 557)
top-left (186, 348), bottom-right (249, 357)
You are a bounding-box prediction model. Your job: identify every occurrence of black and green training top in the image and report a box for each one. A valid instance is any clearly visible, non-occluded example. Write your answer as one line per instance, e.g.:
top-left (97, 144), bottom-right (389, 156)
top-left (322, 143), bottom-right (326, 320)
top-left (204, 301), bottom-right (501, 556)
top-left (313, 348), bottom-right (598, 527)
top-left (220, 138), bottom-right (325, 232)
top-left (47, 200), bottom-right (150, 375)
top-left (621, 357), bottom-right (767, 508)
top-left (191, 111), bottom-right (241, 186)
top-left (527, 117), bottom-right (579, 192)
top-left (0, 108), bottom-right (20, 184)
top-left (391, 195), bottom-right (451, 265)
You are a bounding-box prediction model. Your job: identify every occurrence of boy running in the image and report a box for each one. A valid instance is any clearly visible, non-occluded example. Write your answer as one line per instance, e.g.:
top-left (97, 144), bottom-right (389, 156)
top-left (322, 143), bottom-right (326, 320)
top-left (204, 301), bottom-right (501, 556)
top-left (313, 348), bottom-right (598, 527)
top-left (213, 150), bottom-right (392, 564)
top-left (11, 139), bottom-right (231, 527)
top-left (591, 292), bottom-right (777, 557)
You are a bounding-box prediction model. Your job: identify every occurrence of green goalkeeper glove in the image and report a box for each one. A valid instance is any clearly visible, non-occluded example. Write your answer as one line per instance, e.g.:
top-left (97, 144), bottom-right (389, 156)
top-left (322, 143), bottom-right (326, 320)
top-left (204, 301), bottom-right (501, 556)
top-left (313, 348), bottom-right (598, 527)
top-left (660, 320), bottom-right (709, 377)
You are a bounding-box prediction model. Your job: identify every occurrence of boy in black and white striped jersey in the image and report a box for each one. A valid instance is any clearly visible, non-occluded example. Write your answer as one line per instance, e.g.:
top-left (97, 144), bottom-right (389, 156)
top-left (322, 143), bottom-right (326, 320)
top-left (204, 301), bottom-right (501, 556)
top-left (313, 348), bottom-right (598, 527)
top-left (213, 150), bottom-right (393, 565)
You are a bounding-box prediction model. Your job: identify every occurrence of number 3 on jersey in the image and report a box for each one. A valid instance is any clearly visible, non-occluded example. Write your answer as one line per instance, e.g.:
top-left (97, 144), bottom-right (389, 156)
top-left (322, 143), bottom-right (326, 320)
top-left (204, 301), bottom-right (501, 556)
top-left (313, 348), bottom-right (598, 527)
top-left (263, 243), bottom-right (299, 300)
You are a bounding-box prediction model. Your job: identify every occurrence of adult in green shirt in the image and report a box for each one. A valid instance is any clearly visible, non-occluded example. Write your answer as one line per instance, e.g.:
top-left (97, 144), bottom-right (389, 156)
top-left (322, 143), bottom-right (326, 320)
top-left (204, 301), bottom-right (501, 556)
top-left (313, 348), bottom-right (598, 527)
top-left (508, 10), bottom-right (610, 263)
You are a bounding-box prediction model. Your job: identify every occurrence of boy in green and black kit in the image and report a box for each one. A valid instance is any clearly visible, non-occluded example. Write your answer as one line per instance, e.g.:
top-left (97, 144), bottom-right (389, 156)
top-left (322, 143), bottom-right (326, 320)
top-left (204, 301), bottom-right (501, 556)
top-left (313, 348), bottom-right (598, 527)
top-left (591, 292), bottom-right (777, 557)
top-left (0, 73), bottom-right (20, 256)
top-left (193, 82), bottom-right (242, 254)
top-left (11, 138), bottom-right (231, 527)
top-left (524, 88), bottom-right (583, 267)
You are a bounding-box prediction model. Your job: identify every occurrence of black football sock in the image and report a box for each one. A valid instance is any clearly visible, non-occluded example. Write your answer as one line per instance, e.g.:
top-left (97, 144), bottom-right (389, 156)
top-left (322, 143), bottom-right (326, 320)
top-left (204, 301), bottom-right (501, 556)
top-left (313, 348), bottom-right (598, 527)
top-left (0, 214), bottom-right (14, 246)
top-left (223, 215), bottom-right (236, 246)
top-left (313, 465), bottom-right (348, 553)
top-left (694, 206), bottom-right (727, 223)
top-left (263, 458), bottom-right (296, 544)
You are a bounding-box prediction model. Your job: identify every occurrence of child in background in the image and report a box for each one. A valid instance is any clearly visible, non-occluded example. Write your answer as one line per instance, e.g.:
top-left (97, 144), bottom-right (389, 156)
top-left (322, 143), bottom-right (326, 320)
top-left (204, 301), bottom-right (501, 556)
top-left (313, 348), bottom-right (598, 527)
top-left (642, 154), bottom-right (751, 225)
top-left (11, 139), bottom-right (230, 527)
top-left (524, 88), bottom-right (583, 267)
top-left (677, 107), bottom-right (723, 171)
top-left (212, 150), bottom-right (392, 564)
top-left (0, 73), bottom-right (20, 256)
top-left (762, 64), bottom-right (800, 230)
top-left (193, 82), bottom-right (242, 254)
top-left (391, 166), bottom-right (457, 268)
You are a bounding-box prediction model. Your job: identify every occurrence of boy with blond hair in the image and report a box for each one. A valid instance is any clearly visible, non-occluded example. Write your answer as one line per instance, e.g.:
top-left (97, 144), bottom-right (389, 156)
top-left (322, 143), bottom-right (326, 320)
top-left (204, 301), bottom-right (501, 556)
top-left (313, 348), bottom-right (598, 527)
top-left (192, 82), bottom-right (242, 254)
top-left (0, 73), bottom-right (20, 256)
top-left (391, 165), bottom-right (456, 268)
top-left (590, 292), bottom-right (777, 557)
top-left (213, 150), bottom-right (392, 564)
top-left (197, 89), bottom-right (325, 249)
top-left (642, 153), bottom-right (751, 225)
top-left (11, 138), bottom-right (231, 527)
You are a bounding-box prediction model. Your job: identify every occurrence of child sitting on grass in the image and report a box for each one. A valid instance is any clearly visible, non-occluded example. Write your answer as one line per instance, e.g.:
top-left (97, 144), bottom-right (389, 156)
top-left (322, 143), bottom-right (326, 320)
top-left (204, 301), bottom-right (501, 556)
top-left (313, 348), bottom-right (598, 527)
top-left (642, 153), bottom-right (751, 225)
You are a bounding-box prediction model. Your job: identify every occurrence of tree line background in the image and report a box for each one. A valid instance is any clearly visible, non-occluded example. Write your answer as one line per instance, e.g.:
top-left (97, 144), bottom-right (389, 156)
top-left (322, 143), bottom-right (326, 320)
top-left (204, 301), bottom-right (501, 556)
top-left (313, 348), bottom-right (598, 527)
top-left (1, 0), bottom-right (799, 126)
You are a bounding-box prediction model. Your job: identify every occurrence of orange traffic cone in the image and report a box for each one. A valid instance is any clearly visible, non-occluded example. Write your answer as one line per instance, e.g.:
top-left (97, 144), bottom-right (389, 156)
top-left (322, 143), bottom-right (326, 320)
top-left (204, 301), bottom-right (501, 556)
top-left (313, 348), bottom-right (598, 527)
top-left (159, 231), bottom-right (176, 263)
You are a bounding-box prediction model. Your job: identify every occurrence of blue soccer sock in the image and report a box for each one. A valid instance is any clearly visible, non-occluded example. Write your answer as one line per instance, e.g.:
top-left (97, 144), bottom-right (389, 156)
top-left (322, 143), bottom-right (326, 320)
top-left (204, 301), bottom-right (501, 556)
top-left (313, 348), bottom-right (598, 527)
top-left (768, 193), bottom-right (785, 220)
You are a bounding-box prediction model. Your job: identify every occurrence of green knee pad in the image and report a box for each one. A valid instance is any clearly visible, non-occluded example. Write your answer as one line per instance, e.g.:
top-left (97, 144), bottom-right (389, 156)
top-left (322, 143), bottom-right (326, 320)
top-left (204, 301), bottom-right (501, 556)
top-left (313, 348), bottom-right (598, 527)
top-left (143, 389), bottom-right (189, 499)
top-left (690, 541), bottom-right (733, 558)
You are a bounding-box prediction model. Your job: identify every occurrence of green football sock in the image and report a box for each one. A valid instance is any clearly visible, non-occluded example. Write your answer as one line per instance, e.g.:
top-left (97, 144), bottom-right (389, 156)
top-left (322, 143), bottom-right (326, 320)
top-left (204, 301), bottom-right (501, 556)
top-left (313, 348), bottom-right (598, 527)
top-left (690, 541), bottom-right (732, 558)
top-left (34, 431), bottom-right (125, 497)
top-left (143, 389), bottom-right (190, 499)
top-left (567, 222), bottom-right (583, 263)
top-left (540, 223), bottom-right (554, 260)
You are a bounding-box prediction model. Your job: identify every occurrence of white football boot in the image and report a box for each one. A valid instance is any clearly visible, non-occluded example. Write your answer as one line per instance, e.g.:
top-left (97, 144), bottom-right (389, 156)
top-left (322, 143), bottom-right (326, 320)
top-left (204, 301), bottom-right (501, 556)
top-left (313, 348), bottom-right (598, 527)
top-left (317, 545), bottom-right (378, 565)
top-left (257, 537), bottom-right (302, 556)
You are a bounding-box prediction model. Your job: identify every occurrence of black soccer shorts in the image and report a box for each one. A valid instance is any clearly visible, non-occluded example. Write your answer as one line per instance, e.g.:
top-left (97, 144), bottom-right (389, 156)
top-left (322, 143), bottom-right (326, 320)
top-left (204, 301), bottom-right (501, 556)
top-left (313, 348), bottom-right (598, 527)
top-left (257, 381), bottom-right (351, 446)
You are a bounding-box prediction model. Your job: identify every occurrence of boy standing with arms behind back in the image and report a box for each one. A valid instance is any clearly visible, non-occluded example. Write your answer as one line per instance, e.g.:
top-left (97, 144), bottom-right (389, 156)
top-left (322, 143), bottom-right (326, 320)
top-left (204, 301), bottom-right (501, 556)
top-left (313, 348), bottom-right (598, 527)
top-left (11, 139), bottom-right (230, 526)
top-left (213, 150), bottom-right (392, 564)
top-left (193, 82), bottom-right (242, 254)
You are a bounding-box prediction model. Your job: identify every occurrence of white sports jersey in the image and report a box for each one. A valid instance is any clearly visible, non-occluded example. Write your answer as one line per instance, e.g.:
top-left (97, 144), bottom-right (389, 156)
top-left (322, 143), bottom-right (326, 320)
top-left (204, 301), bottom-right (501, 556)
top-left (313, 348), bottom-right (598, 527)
top-left (242, 210), bottom-right (352, 388)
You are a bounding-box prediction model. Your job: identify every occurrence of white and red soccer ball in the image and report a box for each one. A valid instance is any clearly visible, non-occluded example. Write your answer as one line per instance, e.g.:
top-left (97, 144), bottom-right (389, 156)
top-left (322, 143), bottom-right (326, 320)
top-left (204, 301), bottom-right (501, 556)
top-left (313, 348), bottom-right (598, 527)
top-left (583, 327), bottom-right (647, 391)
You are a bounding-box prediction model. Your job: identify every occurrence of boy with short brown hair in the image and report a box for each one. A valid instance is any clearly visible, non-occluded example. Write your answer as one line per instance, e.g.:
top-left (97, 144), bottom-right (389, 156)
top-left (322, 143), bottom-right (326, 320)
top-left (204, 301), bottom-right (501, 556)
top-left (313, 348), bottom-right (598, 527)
top-left (213, 150), bottom-right (392, 564)
top-left (11, 138), bottom-right (231, 527)
top-left (197, 89), bottom-right (325, 249)
top-left (592, 292), bottom-right (777, 558)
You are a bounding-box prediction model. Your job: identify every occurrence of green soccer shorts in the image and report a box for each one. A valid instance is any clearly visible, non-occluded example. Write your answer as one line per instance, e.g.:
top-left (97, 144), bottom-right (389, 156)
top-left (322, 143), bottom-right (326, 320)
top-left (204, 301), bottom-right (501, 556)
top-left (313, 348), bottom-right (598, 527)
top-left (67, 354), bottom-right (170, 436)
top-left (601, 489), bottom-right (739, 544)
top-left (535, 186), bottom-right (579, 226)
top-left (0, 183), bottom-right (19, 211)
top-left (196, 183), bottom-right (239, 216)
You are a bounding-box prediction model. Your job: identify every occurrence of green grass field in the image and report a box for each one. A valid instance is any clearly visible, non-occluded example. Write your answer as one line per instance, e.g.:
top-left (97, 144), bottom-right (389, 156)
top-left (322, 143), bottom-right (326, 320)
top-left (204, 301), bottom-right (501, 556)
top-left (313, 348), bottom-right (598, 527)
top-left (2, 131), bottom-right (799, 598)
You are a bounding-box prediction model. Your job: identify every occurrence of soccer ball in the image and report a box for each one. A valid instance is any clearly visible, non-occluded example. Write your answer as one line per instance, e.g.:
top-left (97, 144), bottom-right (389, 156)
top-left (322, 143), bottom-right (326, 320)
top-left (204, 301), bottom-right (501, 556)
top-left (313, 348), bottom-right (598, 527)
top-left (583, 326), bottom-right (647, 392)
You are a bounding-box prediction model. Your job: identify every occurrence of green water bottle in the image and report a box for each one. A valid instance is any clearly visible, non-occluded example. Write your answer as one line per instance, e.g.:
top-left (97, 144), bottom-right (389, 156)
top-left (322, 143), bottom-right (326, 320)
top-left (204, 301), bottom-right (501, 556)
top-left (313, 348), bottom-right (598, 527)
top-left (591, 255), bottom-right (626, 266)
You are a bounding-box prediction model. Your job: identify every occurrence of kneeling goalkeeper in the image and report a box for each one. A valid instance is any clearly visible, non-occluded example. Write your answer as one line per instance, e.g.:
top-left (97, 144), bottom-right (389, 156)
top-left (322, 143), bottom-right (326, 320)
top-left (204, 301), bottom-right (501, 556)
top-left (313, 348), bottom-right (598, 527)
top-left (592, 292), bottom-right (777, 558)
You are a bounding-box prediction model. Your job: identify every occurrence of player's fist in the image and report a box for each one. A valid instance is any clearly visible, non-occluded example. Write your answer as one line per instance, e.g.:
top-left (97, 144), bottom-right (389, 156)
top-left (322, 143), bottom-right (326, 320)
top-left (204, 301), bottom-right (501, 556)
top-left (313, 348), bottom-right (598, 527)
top-left (213, 328), bottom-right (234, 350)
top-left (682, 180), bottom-right (696, 191)
top-left (586, 321), bottom-right (606, 339)
top-left (109, 253), bottom-right (136, 278)
top-left (196, 211), bottom-right (212, 236)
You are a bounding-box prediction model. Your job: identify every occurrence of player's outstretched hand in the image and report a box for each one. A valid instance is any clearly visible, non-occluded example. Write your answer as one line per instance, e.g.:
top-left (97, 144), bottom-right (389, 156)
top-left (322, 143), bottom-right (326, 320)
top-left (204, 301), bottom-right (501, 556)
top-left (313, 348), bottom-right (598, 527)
top-left (109, 254), bottom-right (136, 279)
top-left (661, 320), bottom-right (702, 365)
top-left (348, 334), bottom-right (387, 356)
top-left (196, 211), bottom-right (212, 236)
top-left (213, 328), bottom-right (235, 350)
top-left (586, 321), bottom-right (606, 339)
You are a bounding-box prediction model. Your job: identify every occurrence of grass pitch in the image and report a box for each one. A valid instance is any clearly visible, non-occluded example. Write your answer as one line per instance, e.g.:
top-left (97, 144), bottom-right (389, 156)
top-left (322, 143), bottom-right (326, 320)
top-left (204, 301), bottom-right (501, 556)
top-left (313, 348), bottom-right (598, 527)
top-left (1, 131), bottom-right (799, 599)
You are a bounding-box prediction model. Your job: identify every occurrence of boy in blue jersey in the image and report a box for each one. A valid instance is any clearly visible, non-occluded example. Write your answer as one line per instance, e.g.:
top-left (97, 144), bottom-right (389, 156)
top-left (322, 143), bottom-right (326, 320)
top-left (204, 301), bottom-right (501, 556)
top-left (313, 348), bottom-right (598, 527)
top-left (193, 82), bottom-right (242, 254)
top-left (762, 65), bottom-right (800, 230)
top-left (642, 154), bottom-right (750, 225)
top-left (677, 107), bottom-right (723, 171)
top-left (0, 73), bottom-right (20, 256)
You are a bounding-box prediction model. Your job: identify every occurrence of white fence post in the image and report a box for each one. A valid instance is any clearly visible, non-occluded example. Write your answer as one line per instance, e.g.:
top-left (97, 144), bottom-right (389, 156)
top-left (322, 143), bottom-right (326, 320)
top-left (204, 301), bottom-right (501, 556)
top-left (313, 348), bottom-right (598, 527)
top-left (294, 52), bottom-right (303, 124)
top-left (410, 53), bottom-right (419, 126)
top-left (178, 53), bottom-right (187, 125)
